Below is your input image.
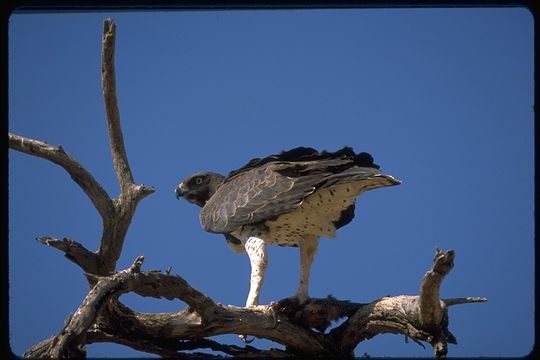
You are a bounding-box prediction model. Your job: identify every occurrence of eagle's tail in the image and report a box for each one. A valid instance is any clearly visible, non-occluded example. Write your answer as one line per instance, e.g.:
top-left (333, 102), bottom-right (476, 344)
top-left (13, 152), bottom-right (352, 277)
top-left (362, 173), bottom-right (401, 191)
top-left (324, 167), bottom-right (401, 192)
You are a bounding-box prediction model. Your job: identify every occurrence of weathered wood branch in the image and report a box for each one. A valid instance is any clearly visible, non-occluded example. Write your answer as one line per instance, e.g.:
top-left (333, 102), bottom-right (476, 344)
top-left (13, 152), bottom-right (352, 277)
top-left (36, 236), bottom-right (99, 275)
top-left (7, 133), bottom-right (113, 221)
top-left (443, 297), bottom-right (487, 306)
top-left (9, 19), bottom-right (154, 280)
top-left (24, 249), bottom-right (486, 359)
top-left (418, 248), bottom-right (457, 357)
top-left (85, 328), bottom-right (290, 358)
top-left (326, 249), bottom-right (486, 358)
top-left (101, 18), bottom-right (133, 193)
top-left (25, 257), bottom-right (145, 359)
top-left (419, 248), bottom-right (454, 328)
top-left (96, 18), bottom-right (155, 275)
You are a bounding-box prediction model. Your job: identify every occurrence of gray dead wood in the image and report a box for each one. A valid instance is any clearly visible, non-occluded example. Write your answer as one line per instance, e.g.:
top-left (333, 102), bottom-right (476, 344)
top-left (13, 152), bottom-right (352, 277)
top-left (7, 133), bottom-right (113, 222)
top-left (22, 249), bottom-right (486, 359)
top-left (36, 236), bottom-right (99, 275)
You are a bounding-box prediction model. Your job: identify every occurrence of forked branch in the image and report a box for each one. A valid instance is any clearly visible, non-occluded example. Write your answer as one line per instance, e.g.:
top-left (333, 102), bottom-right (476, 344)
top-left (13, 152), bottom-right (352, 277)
top-left (95, 18), bottom-right (154, 274)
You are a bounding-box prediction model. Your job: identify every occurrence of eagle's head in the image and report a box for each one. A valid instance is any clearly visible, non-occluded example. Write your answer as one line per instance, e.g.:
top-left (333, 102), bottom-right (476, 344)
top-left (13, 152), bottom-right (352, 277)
top-left (175, 172), bottom-right (225, 207)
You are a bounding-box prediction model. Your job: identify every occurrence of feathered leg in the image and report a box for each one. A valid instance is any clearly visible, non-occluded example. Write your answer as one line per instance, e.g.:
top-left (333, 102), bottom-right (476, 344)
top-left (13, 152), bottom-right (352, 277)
top-left (297, 235), bottom-right (319, 303)
top-left (244, 236), bottom-right (268, 307)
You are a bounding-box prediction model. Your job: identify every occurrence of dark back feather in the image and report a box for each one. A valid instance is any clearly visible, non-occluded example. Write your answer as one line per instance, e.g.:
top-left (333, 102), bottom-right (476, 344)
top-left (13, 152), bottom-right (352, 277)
top-left (226, 146), bottom-right (380, 180)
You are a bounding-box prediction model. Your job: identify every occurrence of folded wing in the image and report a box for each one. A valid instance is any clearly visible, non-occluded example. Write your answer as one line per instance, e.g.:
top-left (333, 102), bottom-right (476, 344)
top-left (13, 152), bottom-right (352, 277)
top-left (200, 147), bottom-right (399, 234)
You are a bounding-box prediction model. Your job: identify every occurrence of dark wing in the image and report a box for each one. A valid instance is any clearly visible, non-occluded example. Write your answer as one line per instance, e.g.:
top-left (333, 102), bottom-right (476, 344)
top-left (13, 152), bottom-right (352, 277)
top-left (200, 162), bottom-right (316, 233)
top-left (225, 146), bottom-right (380, 177)
top-left (199, 155), bottom-right (389, 234)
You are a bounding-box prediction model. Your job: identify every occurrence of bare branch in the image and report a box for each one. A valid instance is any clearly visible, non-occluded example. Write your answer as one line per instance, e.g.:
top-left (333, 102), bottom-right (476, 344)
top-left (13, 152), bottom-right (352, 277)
top-left (96, 18), bottom-right (155, 275)
top-left (86, 329), bottom-right (289, 358)
top-left (324, 249), bottom-right (474, 358)
top-left (116, 271), bottom-right (217, 315)
top-left (443, 297), bottom-right (488, 307)
top-left (419, 249), bottom-right (457, 359)
top-left (419, 249), bottom-right (454, 327)
top-left (26, 250), bottom-right (487, 359)
top-left (8, 133), bottom-right (114, 221)
top-left (101, 296), bottom-right (331, 356)
top-left (36, 236), bottom-right (99, 275)
top-left (41, 257), bottom-right (150, 358)
top-left (101, 18), bottom-right (133, 193)
top-left (333, 295), bottom-right (428, 356)
top-left (85, 329), bottom-right (180, 358)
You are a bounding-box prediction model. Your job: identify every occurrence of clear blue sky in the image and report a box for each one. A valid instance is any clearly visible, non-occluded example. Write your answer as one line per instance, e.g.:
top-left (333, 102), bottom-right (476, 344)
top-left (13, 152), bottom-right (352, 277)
top-left (8, 8), bottom-right (534, 358)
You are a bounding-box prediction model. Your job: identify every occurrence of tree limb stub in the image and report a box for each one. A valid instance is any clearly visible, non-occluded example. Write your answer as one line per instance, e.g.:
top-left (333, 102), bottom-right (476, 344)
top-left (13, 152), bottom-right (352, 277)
top-left (443, 297), bottom-right (487, 306)
top-left (419, 248), bottom-right (454, 328)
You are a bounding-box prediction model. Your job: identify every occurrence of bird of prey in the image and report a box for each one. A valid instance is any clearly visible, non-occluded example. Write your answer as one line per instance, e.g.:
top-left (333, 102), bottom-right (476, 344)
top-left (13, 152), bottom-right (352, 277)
top-left (175, 146), bottom-right (400, 308)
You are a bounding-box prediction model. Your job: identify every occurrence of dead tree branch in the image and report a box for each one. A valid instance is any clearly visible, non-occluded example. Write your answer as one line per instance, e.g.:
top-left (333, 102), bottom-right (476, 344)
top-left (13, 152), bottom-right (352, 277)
top-left (443, 297), bottom-right (487, 306)
top-left (419, 248), bottom-right (454, 328)
top-left (325, 248), bottom-right (486, 358)
top-left (36, 236), bottom-right (99, 275)
top-left (324, 249), bottom-right (480, 358)
top-left (96, 18), bottom-right (155, 275)
top-left (101, 19), bottom-right (133, 193)
top-left (8, 19), bottom-right (154, 279)
top-left (418, 248), bottom-right (457, 357)
top-left (27, 257), bottom-right (146, 359)
top-left (23, 249), bottom-right (486, 359)
top-left (7, 133), bottom-right (113, 221)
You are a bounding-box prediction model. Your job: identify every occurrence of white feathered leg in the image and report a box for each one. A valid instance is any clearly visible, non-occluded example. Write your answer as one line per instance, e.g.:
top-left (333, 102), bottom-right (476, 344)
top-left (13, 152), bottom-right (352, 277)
top-left (297, 235), bottom-right (319, 303)
top-left (244, 236), bottom-right (268, 308)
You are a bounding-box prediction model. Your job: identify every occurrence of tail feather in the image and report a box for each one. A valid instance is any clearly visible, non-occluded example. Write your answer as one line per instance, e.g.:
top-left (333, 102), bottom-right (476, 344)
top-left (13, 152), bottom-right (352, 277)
top-left (324, 167), bottom-right (401, 190)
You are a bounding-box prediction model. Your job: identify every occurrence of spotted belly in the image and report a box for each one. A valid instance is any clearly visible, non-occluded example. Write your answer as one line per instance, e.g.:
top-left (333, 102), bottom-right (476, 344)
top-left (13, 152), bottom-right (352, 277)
top-left (264, 182), bottom-right (363, 246)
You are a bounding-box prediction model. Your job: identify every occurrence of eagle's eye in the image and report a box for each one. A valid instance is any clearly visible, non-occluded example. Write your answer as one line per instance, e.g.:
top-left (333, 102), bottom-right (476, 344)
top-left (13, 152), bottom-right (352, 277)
top-left (195, 177), bottom-right (204, 185)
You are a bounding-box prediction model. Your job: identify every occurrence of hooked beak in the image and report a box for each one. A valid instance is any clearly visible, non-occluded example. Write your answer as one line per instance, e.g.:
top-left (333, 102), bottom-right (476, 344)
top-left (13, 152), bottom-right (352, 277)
top-left (175, 183), bottom-right (187, 200)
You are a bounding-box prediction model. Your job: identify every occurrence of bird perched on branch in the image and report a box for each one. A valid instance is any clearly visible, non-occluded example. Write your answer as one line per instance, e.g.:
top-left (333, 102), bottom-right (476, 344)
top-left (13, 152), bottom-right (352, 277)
top-left (175, 146), bottom-right (400, 308)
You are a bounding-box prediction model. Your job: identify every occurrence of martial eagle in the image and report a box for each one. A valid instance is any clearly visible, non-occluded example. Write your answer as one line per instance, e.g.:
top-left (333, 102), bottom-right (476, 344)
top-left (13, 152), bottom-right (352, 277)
top-left (175, 147), bottom-right (400, 308)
